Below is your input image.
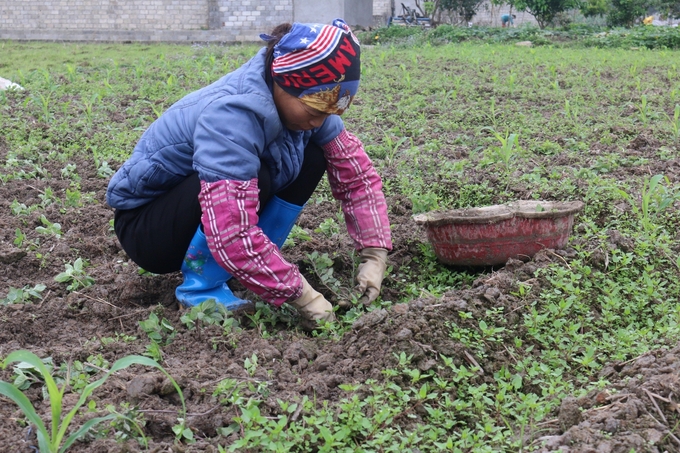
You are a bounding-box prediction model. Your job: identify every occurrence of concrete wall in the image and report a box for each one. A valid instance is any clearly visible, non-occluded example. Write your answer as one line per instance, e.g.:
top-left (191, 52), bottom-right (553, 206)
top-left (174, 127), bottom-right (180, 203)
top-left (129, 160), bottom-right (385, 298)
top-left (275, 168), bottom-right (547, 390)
top-left (372, 0), bottom-right (538, 27)
top-left (0, 0), bottom-right (211, 31)
top-left (294, 0), bottom-right (373, 27)
top-left (0, 0), bottom-right (371, 42)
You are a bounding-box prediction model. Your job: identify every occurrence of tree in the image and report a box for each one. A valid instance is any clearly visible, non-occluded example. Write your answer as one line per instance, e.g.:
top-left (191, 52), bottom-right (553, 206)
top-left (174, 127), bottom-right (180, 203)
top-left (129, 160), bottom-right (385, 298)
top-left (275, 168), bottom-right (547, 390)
top-left (508, 0), bottom-right (583, 28)
top-left (606, 0), bottom-right (648, 26)
top-left (440, 0), bottom-right (488, 22)
top-left (418, 0), bottom-right (486, 24)
top-left (654, 0), bottom-right (680, 20)
top-left (581, 0), bottom-right (608, 17)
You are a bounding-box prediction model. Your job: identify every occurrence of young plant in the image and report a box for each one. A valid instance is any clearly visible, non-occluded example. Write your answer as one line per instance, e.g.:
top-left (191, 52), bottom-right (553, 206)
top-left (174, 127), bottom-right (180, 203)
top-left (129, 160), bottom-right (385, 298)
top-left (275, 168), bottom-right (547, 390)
top-left (30, 91), bottom-right (54, 123)
top-left (36, 215), bottom-right (63, 238)
top-left (315, 217), bottom-right (340, 237)
top-left (564, 99), bottom-right (579, 122)
top-left (666, 104), bottom-right (680, 140)
top-left (481, 128), bottom-right (520, 190)
top-left (139, 312), bottom-right (176, 345)
top-left (102, 402), bottom-right (148, 448)
top-left (54, 258), bottom-right (95, 291)
top-left (637, 94), bottom-right (650, 125)
top-left (618, 174), bottom-right (675, 233)
top-left (1, 284), bottom-right (46, 305)
top-left (305, 251), bottom-right (351, 301)
top-left (0, 350), bottom-right (186, 453)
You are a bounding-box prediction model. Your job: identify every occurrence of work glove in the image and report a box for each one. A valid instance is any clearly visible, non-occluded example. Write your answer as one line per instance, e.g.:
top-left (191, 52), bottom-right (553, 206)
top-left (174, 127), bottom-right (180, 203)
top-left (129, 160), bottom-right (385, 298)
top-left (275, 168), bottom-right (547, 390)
top-left (355, 247), bottom-right (388, 306)
top-left (288, 276), bottom-right (336, 328)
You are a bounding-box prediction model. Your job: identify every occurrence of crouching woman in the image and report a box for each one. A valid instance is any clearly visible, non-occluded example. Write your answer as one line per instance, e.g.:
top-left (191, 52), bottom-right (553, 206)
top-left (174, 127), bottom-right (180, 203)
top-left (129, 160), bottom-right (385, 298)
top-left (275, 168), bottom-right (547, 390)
top-left (106, 19), bottom-right (392, 327)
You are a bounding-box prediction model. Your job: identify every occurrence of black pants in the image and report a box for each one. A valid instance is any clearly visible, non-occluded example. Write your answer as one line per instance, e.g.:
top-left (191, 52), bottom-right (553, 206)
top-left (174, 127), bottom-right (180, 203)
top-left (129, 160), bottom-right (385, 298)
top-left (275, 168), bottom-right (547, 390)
top-left (114, 143), bottom-right (326, 274)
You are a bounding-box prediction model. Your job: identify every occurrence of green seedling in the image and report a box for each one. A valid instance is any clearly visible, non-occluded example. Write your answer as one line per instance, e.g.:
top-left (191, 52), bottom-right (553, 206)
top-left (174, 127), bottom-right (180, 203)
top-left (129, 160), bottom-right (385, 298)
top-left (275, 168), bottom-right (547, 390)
top-left (30, 91), bottom-right (53, 123)
top-left (139, 312), bottom-right (176, 345)
top-left (506, 72), bottom-right (517, 94)
top-left (102, 403), bottom-right (148, 448)
top-left (36, 215), bottom-right (63, 238)
top-left (180, 299), bottom-right (235, 332)
top-left (488, 97), bottom-right (498, 128)
top-left (65, 64), bottom-right (77, 82)
top-left (618, 174), bottom-right (675, 233)
top-left (305, 251), bottom-right (351, 301)
top-left (637, 94), bottom-right (650, 125)
top-left (381, 132), bottom-right (408, 166)
top-left (482, 127), bottom-right (520, 189)
top-left (38, 187), bottom-right (59, 207)
top-left (244, 353), bottom-right (258, 377)
top-left (666, 104), bottom-right (680, 140)
top-left (11, 200), bottom-right (39, 216)
top-left (54, 258), bottom-right (94, 291)
top-left (1, 284), bottom-right (46, 305)
top-left (13, 228), bottom-right (26, 247)
top-left (11, 356), bottom-right (54, 390)
top-left (0, 350), bottom-right (187, 453)
top-left (82, 93), bottom-right (100, 125)
top-left (564, 99), bottom-right (579, 122)
top-left (283, 225), bottom-right (312, 248)
top-left (315, 217), bottom-right (340, 237)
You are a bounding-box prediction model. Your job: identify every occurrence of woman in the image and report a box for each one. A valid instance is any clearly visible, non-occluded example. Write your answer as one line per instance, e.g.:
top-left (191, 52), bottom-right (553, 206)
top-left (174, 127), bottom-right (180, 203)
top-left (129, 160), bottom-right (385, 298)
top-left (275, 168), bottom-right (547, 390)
top-left (106, 19), bottom-right (392, 327)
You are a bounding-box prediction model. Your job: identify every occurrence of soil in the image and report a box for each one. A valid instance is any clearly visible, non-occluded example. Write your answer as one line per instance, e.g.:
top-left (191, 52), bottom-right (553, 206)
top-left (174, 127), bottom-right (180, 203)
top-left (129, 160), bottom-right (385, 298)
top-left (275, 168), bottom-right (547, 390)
top-left (2, 115), bottom-right (680, 451)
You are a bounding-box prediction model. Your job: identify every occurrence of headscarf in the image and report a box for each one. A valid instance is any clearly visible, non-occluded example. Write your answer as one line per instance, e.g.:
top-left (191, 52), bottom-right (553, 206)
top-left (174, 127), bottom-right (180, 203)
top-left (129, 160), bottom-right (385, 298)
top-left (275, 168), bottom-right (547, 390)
top-left (261, 18), bottom-right (361, 115)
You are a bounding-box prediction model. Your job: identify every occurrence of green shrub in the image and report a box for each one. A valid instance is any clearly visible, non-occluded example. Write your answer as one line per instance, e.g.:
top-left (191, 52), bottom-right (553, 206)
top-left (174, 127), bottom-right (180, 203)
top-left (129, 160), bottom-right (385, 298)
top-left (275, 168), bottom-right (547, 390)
top-left (359, 23), bottom-right (680, 49)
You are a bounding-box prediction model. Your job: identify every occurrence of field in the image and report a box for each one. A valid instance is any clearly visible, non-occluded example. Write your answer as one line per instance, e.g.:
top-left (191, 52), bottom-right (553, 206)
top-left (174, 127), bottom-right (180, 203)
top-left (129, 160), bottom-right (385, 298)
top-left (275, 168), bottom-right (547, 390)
top-left (1, 38), bottom-right (680, 452)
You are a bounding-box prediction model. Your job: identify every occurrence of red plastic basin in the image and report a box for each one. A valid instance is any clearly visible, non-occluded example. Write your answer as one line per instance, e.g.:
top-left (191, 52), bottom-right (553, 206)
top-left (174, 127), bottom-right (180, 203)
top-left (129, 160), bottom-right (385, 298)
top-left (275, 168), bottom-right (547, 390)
top-left (413, 200), bottom-right (584, 266)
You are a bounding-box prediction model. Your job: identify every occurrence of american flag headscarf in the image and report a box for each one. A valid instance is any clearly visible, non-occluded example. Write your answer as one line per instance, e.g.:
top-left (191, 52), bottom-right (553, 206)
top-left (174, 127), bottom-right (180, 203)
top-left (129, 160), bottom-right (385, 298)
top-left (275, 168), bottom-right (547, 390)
top-left (262, 18), bottom-right (361, 115)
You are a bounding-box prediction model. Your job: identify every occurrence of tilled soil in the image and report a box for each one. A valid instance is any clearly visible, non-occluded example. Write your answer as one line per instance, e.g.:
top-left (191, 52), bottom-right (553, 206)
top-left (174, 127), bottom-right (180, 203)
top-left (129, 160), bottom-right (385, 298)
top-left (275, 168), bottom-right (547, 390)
top-left (2, 116), bottom-right (680, 451)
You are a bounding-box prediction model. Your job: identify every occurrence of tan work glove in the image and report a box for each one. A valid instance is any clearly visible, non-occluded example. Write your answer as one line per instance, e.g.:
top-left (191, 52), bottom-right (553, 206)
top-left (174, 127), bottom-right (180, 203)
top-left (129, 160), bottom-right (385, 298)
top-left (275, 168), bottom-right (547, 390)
top-left (355, 248), bottom-right (388, 305)
top-left (288, 276), bottom-right (336, 327)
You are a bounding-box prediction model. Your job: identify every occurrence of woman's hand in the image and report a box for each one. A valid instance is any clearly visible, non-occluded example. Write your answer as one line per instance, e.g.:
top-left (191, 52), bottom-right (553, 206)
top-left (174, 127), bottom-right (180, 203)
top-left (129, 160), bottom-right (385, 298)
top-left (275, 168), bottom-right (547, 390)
top-left (355, 248), bottom-right (388, 305)
top-left (289, 276), bottom-right (335, 327)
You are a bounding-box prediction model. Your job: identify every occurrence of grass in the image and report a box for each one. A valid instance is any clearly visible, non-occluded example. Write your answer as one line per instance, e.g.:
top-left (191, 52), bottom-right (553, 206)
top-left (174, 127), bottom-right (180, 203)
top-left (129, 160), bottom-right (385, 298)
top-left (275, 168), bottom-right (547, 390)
top-left (1, 38), bottom-right (680, 450)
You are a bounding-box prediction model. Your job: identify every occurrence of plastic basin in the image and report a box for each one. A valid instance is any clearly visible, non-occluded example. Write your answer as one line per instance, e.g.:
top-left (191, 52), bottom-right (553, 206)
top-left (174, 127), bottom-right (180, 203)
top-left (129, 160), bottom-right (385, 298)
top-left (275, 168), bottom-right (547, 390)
top-left (413, 200), bottom-right (584, 266)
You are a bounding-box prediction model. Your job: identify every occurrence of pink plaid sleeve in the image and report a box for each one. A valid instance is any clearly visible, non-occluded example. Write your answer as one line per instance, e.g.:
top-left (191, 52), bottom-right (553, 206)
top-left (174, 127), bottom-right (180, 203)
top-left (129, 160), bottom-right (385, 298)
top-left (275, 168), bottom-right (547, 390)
top-left (322, 129), bottom-right (393, 251)
top-left (198, 178), bottom-right (303, 307)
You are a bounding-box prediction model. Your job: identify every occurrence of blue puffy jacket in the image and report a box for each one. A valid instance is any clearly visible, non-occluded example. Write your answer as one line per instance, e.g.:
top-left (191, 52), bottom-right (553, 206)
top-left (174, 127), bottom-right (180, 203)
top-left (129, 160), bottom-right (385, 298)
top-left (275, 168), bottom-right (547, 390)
top-left (106, 47), bottom-right (344, 210)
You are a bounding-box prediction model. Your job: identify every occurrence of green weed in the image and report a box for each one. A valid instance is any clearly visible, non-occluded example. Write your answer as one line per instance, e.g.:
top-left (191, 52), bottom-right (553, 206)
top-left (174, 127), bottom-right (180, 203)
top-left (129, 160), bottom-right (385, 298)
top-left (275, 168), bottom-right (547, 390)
top-left (0, 350), bottom-right (186, 453)
top-left (54, 258), bottom-right (95, 291)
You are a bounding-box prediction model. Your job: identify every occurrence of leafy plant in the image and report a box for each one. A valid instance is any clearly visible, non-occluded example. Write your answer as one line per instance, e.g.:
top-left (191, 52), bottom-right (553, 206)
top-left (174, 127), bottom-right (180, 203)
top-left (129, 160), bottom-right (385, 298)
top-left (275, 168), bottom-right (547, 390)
top-left (1, 284), bottom-right (46, 305)
top-left (36, 215), bottom-right (63, 238)
top-left (481, 128), bottom-right (521, 189)
top-left (0, 350), bottom-right (186, 453)
top-left (618, 174), bottom-right (676, 233)
top-left (283, 225), bottom-right (312, 248)
top-left (315, 217), bottom-right (340, 237)
top-left (180, 299), bottom-right (232, 331)
top-left (11, 355), bottom-right (54, 390)
top-left (244, 353), bottom-right (258, 377)
top-left (139, 312), bottom-right (176, 345)
top-left (54, 258), bottom-right (94, 291)
top-left (305, 251), bottom-right (352, 302)
top-left (101, 402), bottom-right (148, 448)
top-left (666, 104), bottom-right (680, 140)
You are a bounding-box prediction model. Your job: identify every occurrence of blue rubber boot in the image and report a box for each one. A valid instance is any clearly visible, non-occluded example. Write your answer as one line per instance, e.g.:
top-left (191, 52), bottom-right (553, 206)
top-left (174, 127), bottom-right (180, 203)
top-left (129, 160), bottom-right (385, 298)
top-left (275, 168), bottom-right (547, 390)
top-left (175, 226), bottom-right (248, 309)
top-left (258, 196), bottom-right (304, 249)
